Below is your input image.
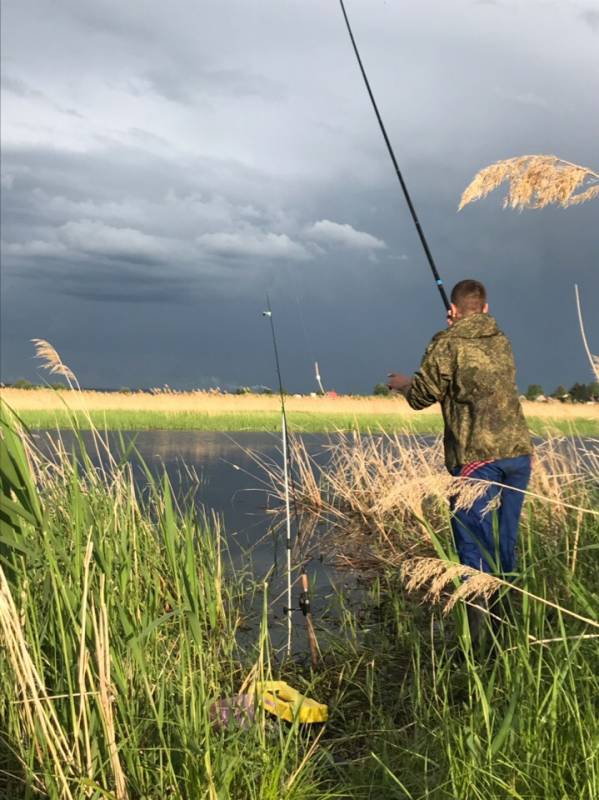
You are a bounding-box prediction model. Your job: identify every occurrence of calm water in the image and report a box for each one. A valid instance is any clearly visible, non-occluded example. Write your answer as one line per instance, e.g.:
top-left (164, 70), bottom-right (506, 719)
top-left (32, 430), bottom-right (597, 653)
top-left (32, 430), bottom-right (347, 647)
top-left (33, 430), bottom-right (328, 565)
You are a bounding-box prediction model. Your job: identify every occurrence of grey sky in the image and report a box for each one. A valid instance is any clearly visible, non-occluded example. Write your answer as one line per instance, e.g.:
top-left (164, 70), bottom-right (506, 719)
top-left (1, 0), bottom-right (598, 392)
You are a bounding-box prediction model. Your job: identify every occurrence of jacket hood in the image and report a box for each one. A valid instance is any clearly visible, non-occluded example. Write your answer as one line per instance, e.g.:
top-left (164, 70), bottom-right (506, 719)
top-left (449, 313), bottom-right (499, 339)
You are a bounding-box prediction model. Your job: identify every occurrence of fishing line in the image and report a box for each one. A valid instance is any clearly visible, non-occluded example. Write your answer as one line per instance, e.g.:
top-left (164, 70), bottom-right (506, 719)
top-left (338, 0), bottom-right (450, 312)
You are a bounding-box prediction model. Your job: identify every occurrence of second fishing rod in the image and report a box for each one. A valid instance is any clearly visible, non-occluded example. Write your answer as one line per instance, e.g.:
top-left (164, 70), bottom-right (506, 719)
top-left (262, 295), bottom-right (320, 669)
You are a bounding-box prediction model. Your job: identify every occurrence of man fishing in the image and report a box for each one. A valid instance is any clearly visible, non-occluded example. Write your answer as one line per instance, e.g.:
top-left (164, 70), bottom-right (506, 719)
top-left (388, 279), bottom-right (532, 636)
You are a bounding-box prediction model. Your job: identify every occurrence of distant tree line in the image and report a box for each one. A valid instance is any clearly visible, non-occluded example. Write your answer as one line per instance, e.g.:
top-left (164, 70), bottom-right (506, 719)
top-left (5, 377), bottom-right (599, 402)
top-left (5, 379), bottom-right (69, 390)
top-left (525, 382), bottom-right (599, 403)
top-left (373, 381), bottom-right (599, 402)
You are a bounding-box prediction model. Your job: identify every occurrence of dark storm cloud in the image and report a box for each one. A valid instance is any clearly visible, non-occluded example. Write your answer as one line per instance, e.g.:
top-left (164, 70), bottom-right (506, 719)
top-left (8, 257), bottom-right (194, 304)
top-left (580, 9), bottom-right (599, 32)
top-left (142, 65), bottom-right (285, 105)
top-left (2, 74), bottom-right (44, 99)
top-left (52, 0), bottom-right (158, 43)
top-left (1, 73), bottom-right (84, 118)
top-left (1, 0), bottom-right (598, 391)
top-left (1, 139), bottom-right (386, 307)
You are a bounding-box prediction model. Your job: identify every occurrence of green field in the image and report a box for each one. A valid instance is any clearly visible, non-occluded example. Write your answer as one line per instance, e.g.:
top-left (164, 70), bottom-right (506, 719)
top-left (15, 407), bottom-right (599, 437)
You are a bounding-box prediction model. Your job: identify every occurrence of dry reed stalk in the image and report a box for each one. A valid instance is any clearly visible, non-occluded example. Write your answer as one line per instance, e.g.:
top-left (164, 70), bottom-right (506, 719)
top-left (574, 284), bottom-right (599, 382)
top-left (91, 575), bottom-right (128, 800)
top-left (459, 155), bottom-right (599, 210)
top-left (75, 535), bottom-right (94, 780)
top-left (0, 566), bottom-right (75, 799)
top-left (504, 633), bottom-right (599, 652)
top-left (461, 473), bottom-right (599, 519)
top-left (257, 432), bottom-right (598, 582)
top-left (210, 511), bottom-right (226, 626)
top-left (27, 341), bottom-right (122, 483)
top-left (570, 509), bottom-right (584, 576)
top-left (285, 726), bottom-right (326, 791)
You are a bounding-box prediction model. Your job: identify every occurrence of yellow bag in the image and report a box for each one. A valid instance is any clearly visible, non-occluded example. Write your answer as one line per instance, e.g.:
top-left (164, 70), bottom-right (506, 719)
top-left (254, 681), bottom-right (328, 724)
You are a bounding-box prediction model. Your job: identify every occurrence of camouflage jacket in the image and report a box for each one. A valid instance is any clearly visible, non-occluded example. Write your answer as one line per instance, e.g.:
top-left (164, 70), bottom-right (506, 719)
top-left (406, 313), bottom-right (532, 471)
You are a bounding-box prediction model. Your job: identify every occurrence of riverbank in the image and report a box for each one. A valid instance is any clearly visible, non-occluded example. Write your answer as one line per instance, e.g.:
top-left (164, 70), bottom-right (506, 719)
top-left (2, 388), bottom-right (598, 435)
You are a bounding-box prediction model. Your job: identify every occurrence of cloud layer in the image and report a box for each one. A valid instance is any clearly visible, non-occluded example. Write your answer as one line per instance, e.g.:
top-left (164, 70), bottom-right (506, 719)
top-left (2, 0), bottom-right (598, 391)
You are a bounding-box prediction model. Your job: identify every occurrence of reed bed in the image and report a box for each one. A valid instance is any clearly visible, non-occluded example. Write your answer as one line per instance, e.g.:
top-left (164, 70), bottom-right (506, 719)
top-left (0, 388), bottom-right (440, 415)
top-left (2, 387), bottom-right (597, 435)
top-left (257, 431), bottom-right (599, 570)
top-left (253, 431), bottom-right (599, 797)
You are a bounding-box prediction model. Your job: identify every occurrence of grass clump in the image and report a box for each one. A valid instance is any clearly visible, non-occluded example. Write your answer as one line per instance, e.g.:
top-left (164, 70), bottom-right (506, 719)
top-left (308, 565), bottom-right (599, 799)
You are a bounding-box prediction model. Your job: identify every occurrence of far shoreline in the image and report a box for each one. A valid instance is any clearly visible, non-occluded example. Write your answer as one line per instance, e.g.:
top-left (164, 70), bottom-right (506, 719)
top-left (2, 388), bottom-right (598, 436)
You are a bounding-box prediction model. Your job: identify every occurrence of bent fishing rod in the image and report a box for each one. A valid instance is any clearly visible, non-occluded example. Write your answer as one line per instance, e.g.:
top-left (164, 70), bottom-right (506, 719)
top-left (338, 0), bottom-right (450, 312)
top-left (262, 296), bottom-right (320, 668)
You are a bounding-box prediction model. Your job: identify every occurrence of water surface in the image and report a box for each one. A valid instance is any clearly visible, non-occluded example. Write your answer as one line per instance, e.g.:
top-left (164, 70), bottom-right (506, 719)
top-left (32, 429), bottom-right (597, 653)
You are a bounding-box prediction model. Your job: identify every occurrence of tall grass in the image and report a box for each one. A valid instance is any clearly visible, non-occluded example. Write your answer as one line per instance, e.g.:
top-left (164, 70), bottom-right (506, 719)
top-left (256, 430), bottom-right (599, 798)
top-left (2, 398), bottom-right (598, 798)
top-left (0, 402), bottom-right (328, 799)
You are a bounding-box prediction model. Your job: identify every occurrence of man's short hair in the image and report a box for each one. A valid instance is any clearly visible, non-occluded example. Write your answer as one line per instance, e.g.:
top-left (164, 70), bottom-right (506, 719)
top-left (450, 279), bottom-right (487, 315)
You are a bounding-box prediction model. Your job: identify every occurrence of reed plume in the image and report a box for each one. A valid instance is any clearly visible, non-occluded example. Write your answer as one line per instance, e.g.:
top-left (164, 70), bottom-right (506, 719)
top-left (31, 338), bottom-right (78, 386)
top-left (401, 555), bottom-right (599, 628)
top-left (459, 155), bottom-right (599, 211)
top-left (401, 557), bottom-right (500, 612)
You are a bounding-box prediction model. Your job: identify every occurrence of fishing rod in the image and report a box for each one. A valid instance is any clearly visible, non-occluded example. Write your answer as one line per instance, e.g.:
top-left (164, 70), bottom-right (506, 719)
top-left (338, 0), bottom-right (450, 312)
top-left (262, 296), bottom-right (320, 668)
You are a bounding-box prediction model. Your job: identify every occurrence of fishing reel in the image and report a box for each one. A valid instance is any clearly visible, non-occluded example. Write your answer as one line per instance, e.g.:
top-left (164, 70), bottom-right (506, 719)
top-left (284, 591), bottom-right (311, 617)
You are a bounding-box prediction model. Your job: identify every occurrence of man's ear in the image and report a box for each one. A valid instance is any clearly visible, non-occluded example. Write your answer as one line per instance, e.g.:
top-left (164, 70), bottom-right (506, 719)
top-left (483, 303), bottom-right (489, 314)
top-left (450, 302), bottom-right (460, 318)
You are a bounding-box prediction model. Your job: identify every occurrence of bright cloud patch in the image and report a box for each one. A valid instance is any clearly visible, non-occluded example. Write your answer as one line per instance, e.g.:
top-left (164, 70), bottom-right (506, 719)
top-left (306, 220), bottom-right (386, 251)
top-left (198, 230), bottom-right (311, 261)
top-left (59, 220), bottom-right (170, 262)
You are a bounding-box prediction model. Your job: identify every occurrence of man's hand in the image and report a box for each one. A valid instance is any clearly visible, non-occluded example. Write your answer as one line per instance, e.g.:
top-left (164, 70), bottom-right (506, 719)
top-left (387, 372), bottom-right (412, 394)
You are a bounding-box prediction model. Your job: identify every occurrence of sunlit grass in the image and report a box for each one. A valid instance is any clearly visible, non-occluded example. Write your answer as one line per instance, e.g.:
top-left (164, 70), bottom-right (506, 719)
top-left (8, 407), bottom-right (599, 436)
top-left (4, 387), bottom-right (597, 434)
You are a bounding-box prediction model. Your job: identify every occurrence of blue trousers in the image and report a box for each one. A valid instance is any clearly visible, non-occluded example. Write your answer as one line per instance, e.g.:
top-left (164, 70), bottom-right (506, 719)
top-left (450, 455), bottom-right (532, 575)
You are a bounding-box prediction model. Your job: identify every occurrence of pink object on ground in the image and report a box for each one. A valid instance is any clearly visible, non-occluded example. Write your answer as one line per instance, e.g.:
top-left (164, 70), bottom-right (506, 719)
top-left (208, 694), bottom-right (255, 730)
